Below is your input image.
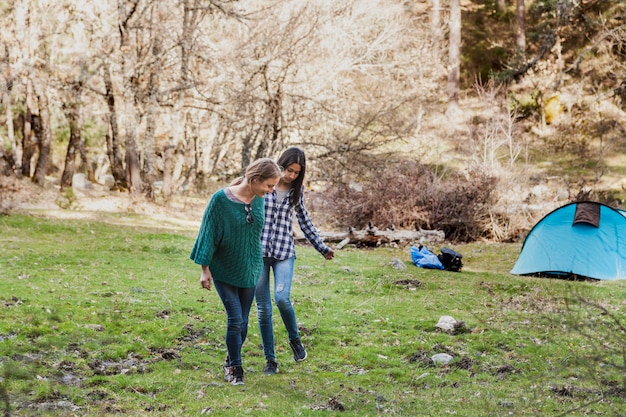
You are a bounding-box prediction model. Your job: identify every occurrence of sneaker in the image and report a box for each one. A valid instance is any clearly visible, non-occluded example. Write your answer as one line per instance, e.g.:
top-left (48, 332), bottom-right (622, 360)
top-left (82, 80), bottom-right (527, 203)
top-left (263, 360), bottom-right (279, 375)
top-left (289, 338), bottom-right (307, 362)
top-left (231, 365), bottom-right (244, 386)
top-left (223, 359), bottom-right (233, 382)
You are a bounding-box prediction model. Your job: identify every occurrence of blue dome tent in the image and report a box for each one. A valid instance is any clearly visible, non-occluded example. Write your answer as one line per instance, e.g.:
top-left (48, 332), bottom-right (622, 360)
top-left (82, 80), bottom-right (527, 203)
top-left (511, 201), bottom-right (626, 280)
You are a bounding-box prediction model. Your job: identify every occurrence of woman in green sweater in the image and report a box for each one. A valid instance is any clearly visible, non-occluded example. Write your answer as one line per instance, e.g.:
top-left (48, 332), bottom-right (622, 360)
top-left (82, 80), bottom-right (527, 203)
top-left (190, 158), bottom-right (282, 386)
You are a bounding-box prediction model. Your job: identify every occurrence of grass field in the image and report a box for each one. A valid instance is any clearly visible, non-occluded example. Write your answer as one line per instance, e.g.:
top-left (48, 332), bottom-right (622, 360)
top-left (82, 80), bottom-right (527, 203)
top-left (1, 214), bottom-right (625, 416)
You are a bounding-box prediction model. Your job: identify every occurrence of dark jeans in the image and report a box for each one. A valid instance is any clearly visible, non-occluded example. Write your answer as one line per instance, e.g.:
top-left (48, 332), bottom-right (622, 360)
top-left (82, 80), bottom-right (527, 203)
top-left (213, 279), bottom-right (256, 367)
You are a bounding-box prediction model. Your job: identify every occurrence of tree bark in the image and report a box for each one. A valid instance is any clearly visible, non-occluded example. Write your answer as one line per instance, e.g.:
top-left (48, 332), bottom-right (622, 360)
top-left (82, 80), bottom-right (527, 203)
top-left (143, 86), bottom-right (158, 199)
top-left (77, 132), bottom-right (93, 182)
top-left (60, 96), bottom-right (81, 189)
top-left (32, 81), bottom-right (51, 186)
top-left (21, 79), bottom-right (37, 179)
top-left (447, 0), bottom-right (461, 105)
top-left (142, 28), bottom-right (161, 199)
top-left (296, 224), bottom-right (445, 248)
top-left (102, 62), bottom-right (126, 188)
top-left (122, 93), bottom-right (142, 193)
top-left (20, 110), bottom-right (38, 179)
top-left (2, 69), bottom-right (20, 176)
top-left (119, 1), bottom-right (142, 193)
top-left (60, 79), bottom-right (89, 189)
top-left (515, 0), bottom-right (526, 54)
top-left (431, 0), bottom-right (441, 47)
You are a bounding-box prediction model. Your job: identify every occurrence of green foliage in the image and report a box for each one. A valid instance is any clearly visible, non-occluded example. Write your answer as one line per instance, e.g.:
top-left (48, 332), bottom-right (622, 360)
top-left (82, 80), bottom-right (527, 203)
top-left (80, 118), bottom-right (107, 149)
top-left (0, 215), bottom-right (625, 416)
top-left (55, 124), bottom-right (70, 145)
top-left (54, 187), bottom-right (79, 210)
top-left (463, 0), bottom-right (622, 85)
top-left (509, 90), bottom-right (540, 119)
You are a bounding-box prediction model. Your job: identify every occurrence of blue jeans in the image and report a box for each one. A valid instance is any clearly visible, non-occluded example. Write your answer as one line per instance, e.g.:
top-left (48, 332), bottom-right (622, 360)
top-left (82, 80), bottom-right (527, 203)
top-left (255, 256), bottom-right (299, 362)
top-left (213, 279), bottom-right (256, 367)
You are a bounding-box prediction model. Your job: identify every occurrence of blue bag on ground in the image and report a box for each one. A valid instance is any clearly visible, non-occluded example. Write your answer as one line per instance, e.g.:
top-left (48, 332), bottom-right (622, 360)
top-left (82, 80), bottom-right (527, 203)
top-left (411, 245), bottom-right (444, 270)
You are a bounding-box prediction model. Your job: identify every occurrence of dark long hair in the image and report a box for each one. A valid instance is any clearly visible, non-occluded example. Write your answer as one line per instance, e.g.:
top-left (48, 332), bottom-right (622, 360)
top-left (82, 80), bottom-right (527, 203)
top-left (277, 147), bottom-right (306, 206)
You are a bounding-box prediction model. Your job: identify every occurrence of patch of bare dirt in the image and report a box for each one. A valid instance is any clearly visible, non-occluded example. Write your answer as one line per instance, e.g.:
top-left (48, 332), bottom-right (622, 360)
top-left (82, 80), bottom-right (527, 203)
top-left (1, 176), bottom-right (207, 232)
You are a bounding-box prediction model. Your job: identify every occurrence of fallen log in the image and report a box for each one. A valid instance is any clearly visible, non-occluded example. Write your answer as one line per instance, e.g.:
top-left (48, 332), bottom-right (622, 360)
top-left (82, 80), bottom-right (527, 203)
top-left (296, 223), bottom-right (445, 249)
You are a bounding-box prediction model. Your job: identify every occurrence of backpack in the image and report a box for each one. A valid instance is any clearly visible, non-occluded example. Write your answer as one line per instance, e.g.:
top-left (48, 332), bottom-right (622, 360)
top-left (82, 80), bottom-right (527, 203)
top-left (438, 247), bottom-right (463, 272)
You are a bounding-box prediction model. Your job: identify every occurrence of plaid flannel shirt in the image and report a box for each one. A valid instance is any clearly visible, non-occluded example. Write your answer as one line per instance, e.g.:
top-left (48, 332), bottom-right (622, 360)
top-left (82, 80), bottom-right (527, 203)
top-left (261, 187), bottom-right (331, 260)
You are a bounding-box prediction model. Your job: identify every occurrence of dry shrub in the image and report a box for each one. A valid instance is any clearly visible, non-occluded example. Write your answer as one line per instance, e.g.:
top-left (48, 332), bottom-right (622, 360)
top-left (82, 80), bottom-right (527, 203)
top-left (320, 160), bottom-right (497, 242)
top-left (429, 169), bottom-right (498, 242)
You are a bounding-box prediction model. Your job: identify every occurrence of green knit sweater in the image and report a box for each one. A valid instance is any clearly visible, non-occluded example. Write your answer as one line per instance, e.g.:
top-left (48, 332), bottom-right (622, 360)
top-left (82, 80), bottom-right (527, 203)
top-left (190, 189), bottom-right (265, 288)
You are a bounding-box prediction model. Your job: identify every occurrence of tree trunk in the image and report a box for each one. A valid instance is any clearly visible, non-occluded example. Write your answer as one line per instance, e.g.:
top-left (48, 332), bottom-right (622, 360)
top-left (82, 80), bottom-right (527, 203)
top-left (78, 133), bottom-right (93, 182)
top-left (102, 62), bottom-right (126, 188)
top-left (142, 29), bottom-right (161, 199)
top-left (32, 81), bottom-right (51, 186)
top-left (121, 78), bottom-right (142, 193)
top-left (21, 110), bottom-right (38, 179)
top-left (0, 146), bottom-right (10, 176)
top-left (497, 0), bottom-right (507, 12)
top-left (21, 79), bottom-right (37, 179)
top-left (431, 0), bottom-right (441, 47)
top-left (60, 80), bottom-right (88, 189)
top-left (295, 224), bottom-right (446, 248)
top-left (125, 139), bottom-right (142, 193)
top-left (119, 4), bottom-right (142, 193)
top-left (2, 72), bottom-right (20, 176)
top-left (143, 79), bottom-right (158, 199)
top-left (515, 0), bottom-right (526, 54)
top-left (60, 98), bottom-right (81, 189)
top-left (447, 0), bottom-right (461, 106)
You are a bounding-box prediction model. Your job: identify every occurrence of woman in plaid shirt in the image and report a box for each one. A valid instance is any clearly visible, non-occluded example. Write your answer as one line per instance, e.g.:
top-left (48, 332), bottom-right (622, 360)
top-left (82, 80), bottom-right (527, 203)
top-left (255, 147), bottom-right (334, 375)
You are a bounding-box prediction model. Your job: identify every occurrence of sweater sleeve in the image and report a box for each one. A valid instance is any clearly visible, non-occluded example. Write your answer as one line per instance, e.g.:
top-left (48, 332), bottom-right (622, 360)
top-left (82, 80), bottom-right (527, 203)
top-left (190, 193), bottom-right (223, 266)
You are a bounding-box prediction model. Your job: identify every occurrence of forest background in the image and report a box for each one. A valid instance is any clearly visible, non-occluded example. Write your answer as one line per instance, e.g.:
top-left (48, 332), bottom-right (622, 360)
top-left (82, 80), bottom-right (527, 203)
top-left (1, 0), bottom-right (626, 242)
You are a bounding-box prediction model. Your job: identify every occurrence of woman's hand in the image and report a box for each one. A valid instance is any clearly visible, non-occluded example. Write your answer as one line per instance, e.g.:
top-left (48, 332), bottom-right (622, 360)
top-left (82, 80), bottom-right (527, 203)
top-left (200, 265), bottom-right (213, 291)
top-left (324, 249), bottom-right (335, 260)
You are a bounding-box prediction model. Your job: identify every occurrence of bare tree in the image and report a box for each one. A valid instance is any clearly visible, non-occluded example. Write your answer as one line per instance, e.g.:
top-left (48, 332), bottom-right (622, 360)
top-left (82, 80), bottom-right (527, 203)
top-left (141, 3), bottom-right (164, 199)
top-left (0, 47), bottom-right (18, 176)
top-left (161, 0), bottom-right (212, 198)
top-left (99, 62), bottom-right (126, 188)
top-left (102, 62), bottom-right (127, 188)
top-left (17, 0), bottom-right (55, 186)
top-left (0, 2), bottom-right (23, 177)
top-left (60, 80), bottom-right (84, 189)
top-left (225, 2), bottom-right (315, 169)
top-left (31, 78), bottom-right (51, 186)
top-left (1, 0), bottom-right (444, 196)
top-left (8, 0), bottom-right (42, 180)
top-left (20, 91), bottom-right (38, 179)
top-left (118, 0), bottom-right (142, 193)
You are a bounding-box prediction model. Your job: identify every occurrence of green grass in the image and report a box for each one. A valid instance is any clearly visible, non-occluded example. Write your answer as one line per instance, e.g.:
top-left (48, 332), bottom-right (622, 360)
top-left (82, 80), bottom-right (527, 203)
top-left (1, 214), bottom-right (625, 416)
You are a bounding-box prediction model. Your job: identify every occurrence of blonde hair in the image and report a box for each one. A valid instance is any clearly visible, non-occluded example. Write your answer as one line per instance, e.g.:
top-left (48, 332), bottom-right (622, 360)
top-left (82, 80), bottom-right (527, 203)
top-left (230, 158), bottom-right (282, 186)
